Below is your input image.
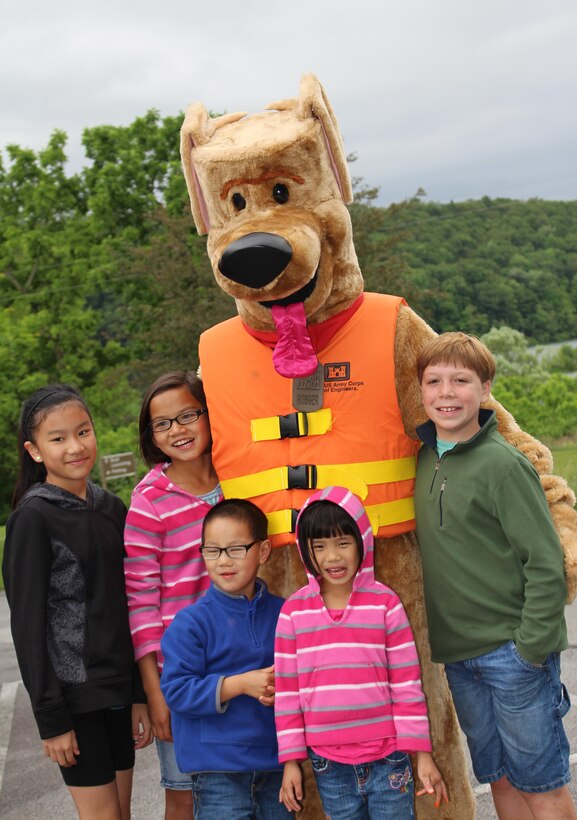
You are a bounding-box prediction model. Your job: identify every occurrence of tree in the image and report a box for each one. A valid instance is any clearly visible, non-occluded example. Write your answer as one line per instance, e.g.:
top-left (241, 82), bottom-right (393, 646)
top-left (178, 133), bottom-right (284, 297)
top-left (124, 209), bottom-right (234, 388)
top-left (3, 121), bottom-right (577, 517)
top-left (480, 326), bottom-right (544, 379)
top-left (543, 344), bottom-right (577, 373)
top-left (0, 116), bottom-right (183, 517)
top-left (492, 374), bottom-right (577, 440)
top-left (81, 110), bottom-right (186, 238)
top-left (347, 160), bottom-right (427, 312)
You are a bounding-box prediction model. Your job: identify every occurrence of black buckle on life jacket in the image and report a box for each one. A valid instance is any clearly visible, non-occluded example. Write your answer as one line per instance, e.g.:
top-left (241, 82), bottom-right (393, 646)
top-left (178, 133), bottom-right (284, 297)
top-left (290, 508), bottom-right (300, 533)
top-left (279, 412), bottom-right (308, 439)
top-left (287, 464), bottom-right (318, 490)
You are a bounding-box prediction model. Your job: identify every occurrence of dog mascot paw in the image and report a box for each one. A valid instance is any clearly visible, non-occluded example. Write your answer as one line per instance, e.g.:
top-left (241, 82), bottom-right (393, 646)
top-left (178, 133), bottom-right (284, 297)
top-left (180, 74), bottom-right (577, 819)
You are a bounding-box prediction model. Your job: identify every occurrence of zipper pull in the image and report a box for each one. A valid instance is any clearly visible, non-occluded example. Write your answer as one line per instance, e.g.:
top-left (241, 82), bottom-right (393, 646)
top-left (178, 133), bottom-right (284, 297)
top-left (439, 478), bottom-right (447, 527)
top-left (429, 459), bottom-right (441, 493)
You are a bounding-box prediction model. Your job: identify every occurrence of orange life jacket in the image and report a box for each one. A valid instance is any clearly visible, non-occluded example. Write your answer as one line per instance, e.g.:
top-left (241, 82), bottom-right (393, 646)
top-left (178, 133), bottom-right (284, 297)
top-left (199, 292), bottom-right (419, 547)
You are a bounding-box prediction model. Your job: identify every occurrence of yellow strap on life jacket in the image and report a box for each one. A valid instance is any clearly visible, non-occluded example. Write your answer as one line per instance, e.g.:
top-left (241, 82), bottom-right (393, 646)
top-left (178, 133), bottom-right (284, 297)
top-left (365, 498), bottom-right (415, 534)
top-left (265, 497), bottom-right (416, 537)
top-left (251, 408), bottom-right (332, 442)
top-left (220, 456), bottom-right (416, 503)
top-left (266, 509), bottom-right (298, 536)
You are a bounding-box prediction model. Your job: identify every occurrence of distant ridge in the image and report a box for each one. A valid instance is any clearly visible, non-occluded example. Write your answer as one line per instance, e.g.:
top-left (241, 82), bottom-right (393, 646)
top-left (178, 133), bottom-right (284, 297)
top-left (380, 198), bottom-right (577, 344)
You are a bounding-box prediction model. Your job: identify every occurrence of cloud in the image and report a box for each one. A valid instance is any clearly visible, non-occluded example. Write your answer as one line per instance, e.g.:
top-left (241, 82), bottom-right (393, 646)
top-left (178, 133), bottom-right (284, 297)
top-left (1, 0), bottom-right (576, 204)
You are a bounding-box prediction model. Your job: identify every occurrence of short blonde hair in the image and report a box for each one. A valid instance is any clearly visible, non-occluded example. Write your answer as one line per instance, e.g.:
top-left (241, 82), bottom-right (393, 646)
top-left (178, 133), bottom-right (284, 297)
top-left (417, 332), bottom-right (496, 384)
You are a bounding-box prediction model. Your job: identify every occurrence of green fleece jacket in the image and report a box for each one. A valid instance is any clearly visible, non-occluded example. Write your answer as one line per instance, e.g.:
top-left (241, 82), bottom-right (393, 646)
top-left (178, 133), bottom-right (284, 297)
top-left (415, 410), bottom-right (567, 666)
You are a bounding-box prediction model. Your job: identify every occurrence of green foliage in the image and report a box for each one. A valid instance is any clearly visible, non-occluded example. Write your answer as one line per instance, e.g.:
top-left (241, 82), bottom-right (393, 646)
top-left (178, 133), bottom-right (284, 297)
top-left (0, 114), bottom-right (193, 519)
top-left (393, 198), bottom-right (577, 342)
top-left (2, 115), bottom-right (577, 521)
top-left (467, 326), bottom-right (577, 447)
top-left (348, 157), bottom-right (427, 312)
top-left (480, 326), bottom-right (545, 378)
top-left (492, 373), bottom-right (577, 440)
top-left (0, 525), bottom-right (4, 591)
top-left (82, 111), bottom-right (186, 235)
top-left (543, 344), bottom-right (577, 373)
top-left (122, 208), bottom-right (235, 388)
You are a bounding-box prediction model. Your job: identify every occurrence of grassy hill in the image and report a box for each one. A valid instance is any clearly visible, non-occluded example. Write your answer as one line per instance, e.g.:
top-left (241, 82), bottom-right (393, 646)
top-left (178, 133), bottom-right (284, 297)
top-left (552, 441), bottom-right (577, 495)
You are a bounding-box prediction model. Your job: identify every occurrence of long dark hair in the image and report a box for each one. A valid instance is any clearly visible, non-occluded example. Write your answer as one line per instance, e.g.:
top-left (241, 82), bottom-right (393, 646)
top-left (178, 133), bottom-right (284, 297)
top-left (138, 371), bottom-right (208, 467)
top-left (11, 384), bottom-right (91, 509)
top-left (297, 500), bottom-right (364, 577)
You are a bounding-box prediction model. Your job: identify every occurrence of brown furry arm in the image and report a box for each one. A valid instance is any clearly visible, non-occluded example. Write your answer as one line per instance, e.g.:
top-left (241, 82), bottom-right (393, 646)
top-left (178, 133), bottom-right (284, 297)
top-left (394, 303), bottom-right (577, 601)
top-left (393, 305), bottom-right (436, 438)
top-left (491, 402), bottom-right (577, 600)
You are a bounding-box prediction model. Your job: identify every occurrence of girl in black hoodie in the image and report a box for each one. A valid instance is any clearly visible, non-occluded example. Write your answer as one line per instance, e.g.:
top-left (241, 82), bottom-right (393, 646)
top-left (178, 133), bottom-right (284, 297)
top-left (2, 385), bottom-right (151, 819)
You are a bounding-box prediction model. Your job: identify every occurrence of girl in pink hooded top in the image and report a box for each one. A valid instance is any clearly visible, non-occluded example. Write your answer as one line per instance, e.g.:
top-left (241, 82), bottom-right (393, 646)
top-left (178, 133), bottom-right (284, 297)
top-left (274, 486), bottom-right (447, 818)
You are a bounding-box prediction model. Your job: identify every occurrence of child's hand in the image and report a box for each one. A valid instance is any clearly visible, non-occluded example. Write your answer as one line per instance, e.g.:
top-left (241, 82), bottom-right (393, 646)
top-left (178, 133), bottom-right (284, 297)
top-left (415, 751), bottom-right (449, 809)
top-left (42, 730), bottom-right (79, 767)
top-left (279, 760), bottom-right (303, 813)
top-left (221, 665), bottom-right (276, 705)
top-left (242, 665), bottom-right (276, 704)
top-left (146, 687), bottom-right (173, 740)
top-left (132, 703), bottom-right (153, 749)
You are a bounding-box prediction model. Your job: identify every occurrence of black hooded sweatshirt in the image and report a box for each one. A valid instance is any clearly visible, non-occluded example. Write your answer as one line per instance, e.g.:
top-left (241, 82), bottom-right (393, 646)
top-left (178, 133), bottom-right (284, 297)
top-left (2, 481), bottom-right (142, 739)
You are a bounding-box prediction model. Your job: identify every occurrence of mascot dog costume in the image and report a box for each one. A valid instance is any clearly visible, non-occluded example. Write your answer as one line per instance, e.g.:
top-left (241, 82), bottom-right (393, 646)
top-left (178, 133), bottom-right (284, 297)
top-left (180, 75), bottom-right (577, 819)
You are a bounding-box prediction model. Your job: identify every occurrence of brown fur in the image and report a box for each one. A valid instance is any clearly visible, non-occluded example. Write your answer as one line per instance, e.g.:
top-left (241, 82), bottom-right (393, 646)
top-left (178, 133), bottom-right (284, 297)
top-left (182, 75), bottom-right (577, 819)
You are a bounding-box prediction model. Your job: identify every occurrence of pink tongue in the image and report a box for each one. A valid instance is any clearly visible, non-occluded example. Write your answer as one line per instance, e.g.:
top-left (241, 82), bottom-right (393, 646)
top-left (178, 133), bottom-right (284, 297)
top-left (271, 303), bottom-right (318, 378)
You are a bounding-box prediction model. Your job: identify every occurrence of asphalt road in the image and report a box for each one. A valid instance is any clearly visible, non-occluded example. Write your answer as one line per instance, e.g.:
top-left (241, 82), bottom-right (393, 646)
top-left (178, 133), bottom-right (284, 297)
top-left (1, 591), bottom-right (577, 819)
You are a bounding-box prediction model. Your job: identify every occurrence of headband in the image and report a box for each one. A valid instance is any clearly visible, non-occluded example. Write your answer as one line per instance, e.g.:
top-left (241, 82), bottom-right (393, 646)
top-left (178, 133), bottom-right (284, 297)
top-left (23, 389), bottom-right (67, 438)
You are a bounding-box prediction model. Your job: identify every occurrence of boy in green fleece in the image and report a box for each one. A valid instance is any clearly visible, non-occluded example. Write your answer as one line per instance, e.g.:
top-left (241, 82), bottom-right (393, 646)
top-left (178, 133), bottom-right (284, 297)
top-left (414, 332), bottom-right (575, 820)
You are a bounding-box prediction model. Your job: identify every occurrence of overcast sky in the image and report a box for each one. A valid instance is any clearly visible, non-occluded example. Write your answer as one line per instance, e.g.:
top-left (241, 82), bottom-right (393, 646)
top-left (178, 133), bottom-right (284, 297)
top-left (2, 0), bottom-right (576, 206)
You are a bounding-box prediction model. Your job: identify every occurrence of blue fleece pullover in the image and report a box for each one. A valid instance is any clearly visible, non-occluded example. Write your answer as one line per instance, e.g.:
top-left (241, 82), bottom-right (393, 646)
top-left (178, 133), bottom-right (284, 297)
top-left (160, 579), bottom-right (284, 773)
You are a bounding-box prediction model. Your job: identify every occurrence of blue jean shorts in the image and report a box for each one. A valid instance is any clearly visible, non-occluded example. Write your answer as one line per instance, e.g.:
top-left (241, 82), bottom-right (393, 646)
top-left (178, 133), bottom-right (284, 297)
top-left (309, 749), bottom-right (415, 819)
top-left (444, 641), bottom-right (571, 793)
top-left (155, 738), bottom-right (193, 790)
top-left (192, 770), bottom-right (289, 819)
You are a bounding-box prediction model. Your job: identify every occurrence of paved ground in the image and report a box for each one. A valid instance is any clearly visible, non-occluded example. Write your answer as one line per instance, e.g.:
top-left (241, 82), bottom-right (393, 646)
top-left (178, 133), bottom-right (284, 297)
top-left (1, 590), bottom-right (577, 818)
top-left (0, 588), bottom-right (163, 819)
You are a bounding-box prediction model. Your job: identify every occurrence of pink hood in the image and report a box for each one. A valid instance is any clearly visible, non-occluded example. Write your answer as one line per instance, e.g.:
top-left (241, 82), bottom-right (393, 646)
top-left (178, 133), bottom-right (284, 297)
top-left (295, 486), bottom-right (375, 593)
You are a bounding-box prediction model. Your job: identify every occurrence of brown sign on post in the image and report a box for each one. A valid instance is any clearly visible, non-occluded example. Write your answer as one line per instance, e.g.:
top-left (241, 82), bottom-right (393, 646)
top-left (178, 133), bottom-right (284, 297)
top-left (99, 452), bottom-right (136, 490)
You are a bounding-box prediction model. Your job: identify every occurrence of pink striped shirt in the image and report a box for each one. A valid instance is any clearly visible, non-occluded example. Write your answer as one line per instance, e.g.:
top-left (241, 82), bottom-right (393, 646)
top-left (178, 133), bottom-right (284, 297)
top-left (274, 486), bottom-right (431, 763)
top-left (123, 464), bottom-right (221, 669)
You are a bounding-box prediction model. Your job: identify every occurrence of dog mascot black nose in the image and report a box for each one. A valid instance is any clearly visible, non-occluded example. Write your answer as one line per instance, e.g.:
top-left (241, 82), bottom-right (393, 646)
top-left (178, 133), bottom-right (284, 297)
top-left (218, 232), bottom-right (292, 288)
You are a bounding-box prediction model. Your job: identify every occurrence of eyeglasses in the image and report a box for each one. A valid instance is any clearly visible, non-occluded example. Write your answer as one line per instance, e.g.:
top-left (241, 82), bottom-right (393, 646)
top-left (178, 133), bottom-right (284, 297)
top-left (149, 409), bottom-right (207, 433)
top-left (199, 540), bottom-right (260, 561)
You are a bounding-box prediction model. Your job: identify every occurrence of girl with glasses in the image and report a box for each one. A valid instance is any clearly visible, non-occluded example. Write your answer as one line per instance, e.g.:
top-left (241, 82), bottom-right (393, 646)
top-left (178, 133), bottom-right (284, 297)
top-left (123, 371), bottom-right (222, 819)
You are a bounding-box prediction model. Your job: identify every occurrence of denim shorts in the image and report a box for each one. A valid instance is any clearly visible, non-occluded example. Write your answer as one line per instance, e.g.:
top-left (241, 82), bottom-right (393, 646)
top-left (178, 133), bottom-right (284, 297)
top-left (192, 770), bottom-right (289, 819)
top-left (309, 749), bottom-right (415, 819)
top-left (155, 738), bottom-right (193, 790)
top-left (444, 641), bottom-right (571, 793)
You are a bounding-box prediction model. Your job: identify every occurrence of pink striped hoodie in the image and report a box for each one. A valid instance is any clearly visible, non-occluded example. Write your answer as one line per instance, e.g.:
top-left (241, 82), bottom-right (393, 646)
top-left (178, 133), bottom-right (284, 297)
top-left (274, 486), bottom-right (431, 762)
top-left (123, 464), bottom-right (220, 669)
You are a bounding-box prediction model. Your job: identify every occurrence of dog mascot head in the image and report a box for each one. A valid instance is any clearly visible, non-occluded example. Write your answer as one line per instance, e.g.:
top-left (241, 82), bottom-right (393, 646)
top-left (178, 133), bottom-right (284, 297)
top-left (181, 74), bottom-right (365, 378)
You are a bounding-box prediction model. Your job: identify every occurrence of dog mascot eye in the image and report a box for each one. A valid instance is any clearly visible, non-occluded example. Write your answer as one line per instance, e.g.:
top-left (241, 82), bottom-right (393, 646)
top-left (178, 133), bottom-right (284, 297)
top-left (232, 192), bottom-right (246, 211)
top-left (272, 183), bottom-right (289, 204)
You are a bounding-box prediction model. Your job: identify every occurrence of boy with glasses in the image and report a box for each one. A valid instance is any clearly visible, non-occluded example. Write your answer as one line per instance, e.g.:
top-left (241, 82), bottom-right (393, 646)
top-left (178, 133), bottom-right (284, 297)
top-left (160, 499), bottom-right (290, 818)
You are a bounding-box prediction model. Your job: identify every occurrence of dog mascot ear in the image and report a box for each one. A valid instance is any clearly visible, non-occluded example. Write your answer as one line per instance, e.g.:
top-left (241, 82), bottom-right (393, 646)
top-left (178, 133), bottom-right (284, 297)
top-left (181, 107), bottom-right (247, 234)
top-left (268, 73), bottom-right (353, 203)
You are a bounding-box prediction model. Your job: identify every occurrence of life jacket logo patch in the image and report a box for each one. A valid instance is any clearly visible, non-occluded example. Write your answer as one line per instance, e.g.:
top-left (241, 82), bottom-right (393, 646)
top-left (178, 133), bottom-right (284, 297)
top-left (325, 362), bottom-right (350, 381)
